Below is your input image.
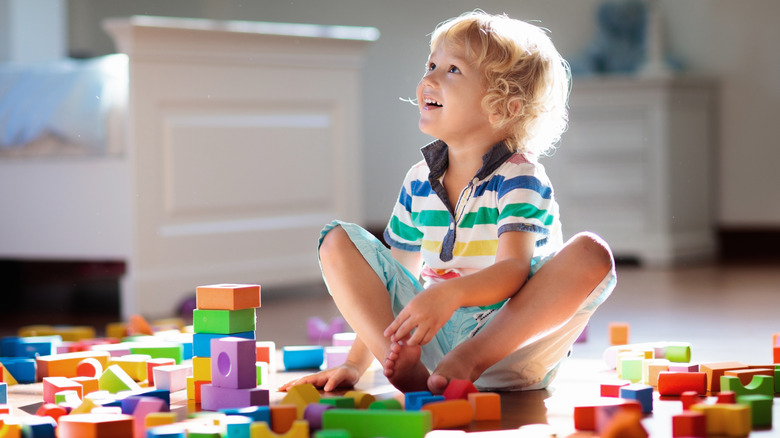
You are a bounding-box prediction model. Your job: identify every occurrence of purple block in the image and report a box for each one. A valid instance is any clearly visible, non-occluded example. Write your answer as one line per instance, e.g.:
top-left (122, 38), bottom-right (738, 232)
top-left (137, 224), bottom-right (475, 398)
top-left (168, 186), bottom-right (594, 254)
top-left (325, 346), bottom-right (350, 368)
top-left (304, 403), bottom-right (335, 431)
top-left (211, 337), bottom-right (257, 389)
top-left (307, 317), bottom-right (347, 344)
top-left (668, 363), bottom-right (699, 372)
top-left (200, 384), bottom-right (270, 411)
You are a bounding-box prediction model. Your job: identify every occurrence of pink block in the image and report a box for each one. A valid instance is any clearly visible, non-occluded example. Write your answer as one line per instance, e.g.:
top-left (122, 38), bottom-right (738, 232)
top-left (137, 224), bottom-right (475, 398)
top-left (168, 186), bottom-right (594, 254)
top-left (131, 397), bottom-right (166, 438)
top-left (146, 358), bottom-right (176, 386)
top-left (325, 346), bottom-right (349, 368)
top-left (668, 363), bottom-right (699, 372)
top-left (211, 337), bottom-right (257, 389)
top-left (153, 364), bottom-right (191, 392)
top-left (200, 384), bottom-right (269, 411)
top-left (331, 332), bottom-right (356, 347)
top-left (42, 377), bottom-right (83, 404)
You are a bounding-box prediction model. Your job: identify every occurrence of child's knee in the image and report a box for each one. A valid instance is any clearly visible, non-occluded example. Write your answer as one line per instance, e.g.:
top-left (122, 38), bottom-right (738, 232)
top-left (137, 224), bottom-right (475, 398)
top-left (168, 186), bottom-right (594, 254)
top-left (569, 231), bottom-right (613, 271)
top-left (319, 225), bottom-right (348, 259)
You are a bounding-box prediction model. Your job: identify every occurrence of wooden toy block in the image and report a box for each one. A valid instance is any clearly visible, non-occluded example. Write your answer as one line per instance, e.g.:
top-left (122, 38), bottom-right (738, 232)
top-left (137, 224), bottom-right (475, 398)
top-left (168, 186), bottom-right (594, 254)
top-left (656, 371), bottom-right (707, 396)
top-left (332, 332), bottom-right (356, 347)
top-left (720, 374), bottom-right (774, 397)
top-left (196, 284), bottom-right (261, 310)
top-left (307, 317), bottom-right (347, 344)
top-left (699, 361), bottom-right (748, 392)
top-left (2, 358), bottom-right (35, 383)
top-left (194, 380), bottom-right (209, 404)
top-left (98, 364), bottom-right (142, 394)
top-left (36, 403), bottom-right (68, 423)
top-left (280, 383), bottom-right (321, 418)
top-left (573, 399), bottom-right (641, 431)
top-left (643, 359), bottom-right (670, 386)
top-left (17, 416), bottom-right (57, 438)
top-left (600, 381), bottom-right (630, 397)
top-left (200, 384), bottom-right (269, 411)
top-left (70, 397), bottom-right (97, 414)
top-left (313, 430), bottom-right (351, 438)
top-left (724, 367), bottom-right (775, 386)
top-left (405, 391), bottom-right (433, 411)
top-left (716, 391), bottom-right (736, 404)
top-left (42, 376), bottom-right (83, 404)
top-left (57, 413), bottom-right (134, 438)
top-left (271, 404), bottom-right (299, 434)
top-left (600, 409), bottom-right (647, 438)
top-left (368, 398), bottom-right (403, 410)
top-left (131, 397), bottom-right (167, 438)
top-left (322, 409), bottom-right (433, 438)
top-left (255, 341), bottom-right (277, 373)
top-left (737, 394), bottom-right (773, 428)
top-left (192, 308), bottom-right (256, 335)
top-left (55, 389), bottom-right (81, 405)
top-left (36, 350), bottom-right (111, 379)
top-left (668, 363), bottom-right (699, 372)
top-left (76, 357), bottom-right (104, 379)
top-left (680, 391), bottom-right (703, 410)
top-left (15, 335), bottom-right (61, 357)
top-left (282, 345), bottom-right (325, 370)
top-left (109, 354), bottom-right (152, 382)
top-left (193, 357), bottom-right (211, 381)
top-left (467, 392), bottom-right (501, 422)
top-left (305, 403), bottom-right (335, 432)
top-left (619, 356), bottom-right (644, 383)
top-left (691, 403), bottom-right (751, 437)
top-left (0, 382), bottom-right (5, 404)
top-left (0, 404), bottom-right (7, 415)
top-left (320, 396), bottom-right (355, 408)
top-left (146, 358), bottom-right (176, 386)
top-left (129, 343), bottom-right (183, 364)
top-left (211, 337), bottom-right (256, 389)
top-left (257, 361), bottom-right (269, 387)
top-left (146, 424), bottom-right (186, 437)
top-left (153, 364), bottom-right (191, 392)
top-left (672, 411), bottom-right (706, 438)
top-left (221, 415), bottom-right (253, 438)
top-left (442, 379), bottom-right (478, 400)
top-left (250, 420), bottom-right (309, 438)
top-left (0, 421), bottom-right (20, 438)
top-left (325, 346), bottom-right (350, 368)
top-left (145, 412), bottom-right (178, 428)
top-left (619, 384), bottom-right (653, 413)
top-left (221, 405), bottom-right (271, 423)
top-left (186, 376), bottom-right (195, 400)
top-left (615, 352), bottom-right (644, 378)
top-left (774, 345), bottom-right (780, 363)
top-left (664, 343), bottom-right (692, 363)
top-left (193, 331), bottom-right (255, 358)
top-left (344, 390), bottom-right (376, 409)
top-left (421, 399), bottom-right (474, 429)
top-left (608, 322), bottom-right (630, 345)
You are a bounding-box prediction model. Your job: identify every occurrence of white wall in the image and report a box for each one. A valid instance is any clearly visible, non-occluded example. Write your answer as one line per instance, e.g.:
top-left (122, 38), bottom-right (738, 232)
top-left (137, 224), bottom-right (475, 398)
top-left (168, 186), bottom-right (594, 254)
top-left (0, 0), bottom-right (66, 62)
top-left (65, 0), bottom-right (780, 229)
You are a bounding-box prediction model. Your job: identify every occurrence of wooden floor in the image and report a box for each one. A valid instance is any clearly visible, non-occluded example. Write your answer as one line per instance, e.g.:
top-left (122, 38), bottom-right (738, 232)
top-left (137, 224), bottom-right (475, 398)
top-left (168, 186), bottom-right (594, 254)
top-left (3, 260), bottom-right (780, 436)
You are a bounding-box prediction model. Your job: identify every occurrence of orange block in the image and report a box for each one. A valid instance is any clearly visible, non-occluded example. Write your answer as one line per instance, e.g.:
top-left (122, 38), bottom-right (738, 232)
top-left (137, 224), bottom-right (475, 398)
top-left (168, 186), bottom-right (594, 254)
top-left (72, 376), bottom-right (100, 395)
top-left (270, 404), bottom-right (298, 434)
top-left (608, 322), bottom-right (630, 345)
top-left (699, 362), bottom-right (748, 393)
top-left (656, 372), bottom-right (707, 396)
top-left (36, 351), bottom-right (111, 379)
top-left (421, 399), bottom-right (474, 429)
top-left (574, 398), bottom-right (642, 431)
top-left (129, 315), bottom-right (154, 336)
top-left (724, 368), bottom-right (775, 386)
top-left (196, 284), bottom-right (261, 310)
top-left (57, 413), bottom-right (134, 438)
top-left (468, 392), bottom-right (501, 422)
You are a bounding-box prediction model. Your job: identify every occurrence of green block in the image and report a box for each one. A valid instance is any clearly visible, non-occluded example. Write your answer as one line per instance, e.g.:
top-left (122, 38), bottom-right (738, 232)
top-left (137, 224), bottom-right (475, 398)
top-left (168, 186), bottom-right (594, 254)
top-left (620, 357), bottom-right (644, 383)
top-left (130, 344), bottom-right (183, 364)
top-left (368, 399), bottom-right (402, 410)
top-left (720, 375), bottom-right (775, 397)
top-left (775, 369), bottom-right (780, 394)
top-left (98, 364), bottom-right (142, 394)
top-left (193, 308), bottom-right (255, 334)
top-left (320, 396), bottom-right (355, 409)
top-left (314, 430), bottom-right (351, 438)
top-left (322, 409), bottom-right (431, 438)
top-left (737, 394), bottom-right (773, 428)
top-left (665, 343), bottom-right (692, 363)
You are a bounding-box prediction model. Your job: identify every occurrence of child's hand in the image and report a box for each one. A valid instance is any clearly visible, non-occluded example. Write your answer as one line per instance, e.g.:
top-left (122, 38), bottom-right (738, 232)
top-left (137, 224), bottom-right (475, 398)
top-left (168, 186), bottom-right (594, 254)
top-left (384, 286), bottom-right (456, 346)
top-left (277, 362), bottom-right (362, 393)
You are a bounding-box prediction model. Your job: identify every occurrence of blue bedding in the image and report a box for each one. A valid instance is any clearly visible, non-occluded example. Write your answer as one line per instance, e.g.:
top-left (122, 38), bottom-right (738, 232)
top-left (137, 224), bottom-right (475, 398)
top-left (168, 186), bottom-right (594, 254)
top-left (0, 54), bottom-right (128, 150)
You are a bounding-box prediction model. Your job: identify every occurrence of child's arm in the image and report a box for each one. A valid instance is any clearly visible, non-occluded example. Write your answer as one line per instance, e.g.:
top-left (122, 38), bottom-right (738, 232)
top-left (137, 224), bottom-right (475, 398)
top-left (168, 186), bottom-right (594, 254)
top-left (384, 230), bottom-right (535, 346)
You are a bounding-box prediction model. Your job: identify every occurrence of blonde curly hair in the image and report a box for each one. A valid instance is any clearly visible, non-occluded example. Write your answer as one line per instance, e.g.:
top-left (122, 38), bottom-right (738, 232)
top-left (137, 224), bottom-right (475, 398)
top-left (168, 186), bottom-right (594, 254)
top-left (430, 11), bottom-right (571, 156)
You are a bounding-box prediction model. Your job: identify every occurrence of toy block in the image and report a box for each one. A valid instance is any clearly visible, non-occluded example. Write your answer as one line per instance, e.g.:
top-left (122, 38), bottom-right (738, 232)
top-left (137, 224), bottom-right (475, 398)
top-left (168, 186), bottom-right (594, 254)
top-left (313, 431), bottom-right (351, 438)
top-left (305, 403), bottom-right (335, 432)
top-left (55, 389), bottom-right (81, 405)
top-left (15, 335), bottom-right (61, 358)
top-left (1, 358), bottom-right (35, 383)
top-left (332, 332), bottom-right (356, 347)
top-left (691, 403), bottom-right (751, 437)
top-left (619, 384), bottom-right (653, 413)
top-left (467, 392), bottom-right (501, 421)
top-left (193, 308), bottom-right (256, 335)
top-left (280, 383), bottom-right (320, 418)
top-left (250, 420), bottom-right (309, 438)
top-left (619, 356), bottom-right (644, 382)
top-left (664, 343), bottom-right (692, 363)
top-left (699, 361), bottom-right (748, 392)
top-left (194, 379), bottom-right (210, 403)
top-left (325, 346), bottom-right (350, 368)
top-left (256, 361), bottom-right (269, 387)
top-left (99, 364), bottom-right (142, 394)
top-left (255, 341), bottom-right (277, 373)
top-left (271, 404), bottom-right (299, 434)
top-left (146, 412), bottom-right (178, 428)
top-left (282, 346), bottom-right (325, 370)
top-left (657, 372), bottom-right (707, 396)
top-left (220, 405), bottom-right (271, 423)
top-left (322, 409), bottom-right (433, 438)
top-left (600, 381), bottom-right (630, 397)
top-left (76, 357), bottom-right (104, 378)
top-left (575, 324), bottom-right (588, 343)
top-left (724, 367), bottom-right (775, 386)
top-left (42, 376), bottom-right (83, 404)
top-left (36, 350), bottom-right (111, 379)
top-left (442, 379), bottom-right (478, 400)
top-left (221, 414), bottom-right (253, 438)
top-left (320, 396), bottom-right (355, 408)
top-left (2, 365), bottom-right (17, 385)
top-left (643, 359), bottom-right (670, 386)
top-left (129, 314), bottom-right (155, 336)
top-left (608, 322), bottom-right (630, 345)
top-left (17, 416), bottom-right (57, 438)
top-left (196, 284), bottom-right (261, 310)
top-left (595, 400), bottom-right (644, 434)
top-left (600, 409), bottom-right (647, 438)
top-left (153, 364), bottom-right (191, 392)
top-left (131, 397), bottom-right (167, 438)
top-left (774, 345), bottom-right (780, 363)
top-left (211, 337), bottom-right (256, 389)
top-left (146, 424), bottom-right (187, 437)
top-left (345, 390), bottom-right (376, 409)
top-left (615, 352), bottom-right (644, 378)
top-left (0, 421), bottom-right (20, 438)
top-left (0, 404), bottom-right (7, 415)
top-left (405, 391), bottom-right (433, 411)
top-left (70, 397), bottom-right (98, 415)
top-left (717, 391), bottom-right (736, 404)
top-left (737, 394), bottom-right (773, 428)
top-left (109, 354), bottom-right (152, 382)
top-left (307, 317), bottom-right (347, 344)
top-left (672, 411), bottom-right (706, 438)
top-left (668, 363), bottom-right (699, 372)
top-left (57, 413), bottom-right (134, 438)
top-left (574, 398), bottom-right (642, 431)
top-left (421, 399), bottom-right (474, 429)
top-left (193, 331), bottom-right (255, 358)
top-left (147, 358), bottom-right (176, 386)
top-left (193, 356), bottom-right (211, 381)
top-left (129, 343), bottom-right (183, 364)
top-left (36, 403), bottom-right (68, 423)
top-left (720, 374), bottom-right (774, 397)
top-left (200, 384), bottom-right (269, 411)
top-left (680, 391), bottom-right (704, 410)
top-left (0, 382), bottom-right (5, 404)
top-left (369, 398), bottom-right (403, 410)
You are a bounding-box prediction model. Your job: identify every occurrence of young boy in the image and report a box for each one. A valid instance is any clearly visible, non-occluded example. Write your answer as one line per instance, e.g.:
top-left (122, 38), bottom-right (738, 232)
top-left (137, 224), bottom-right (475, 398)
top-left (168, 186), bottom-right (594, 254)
top-left (281, 11), bottom-right (616, 394)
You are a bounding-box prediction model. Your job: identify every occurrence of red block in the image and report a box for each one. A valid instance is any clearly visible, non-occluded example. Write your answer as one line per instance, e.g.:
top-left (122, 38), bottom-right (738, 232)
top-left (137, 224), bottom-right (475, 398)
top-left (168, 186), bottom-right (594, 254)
top-left (680, 391), bottom-right (703, 411)
top-left (146, 358), bottom-right (176, 387)
top-left (716, 391), bottom-right (736, 404)
top-left (574, 399), bottom-right (642, 431)
top-left (600, 381), bottom-right (630, 397)
top-left (657, 372), bottom-right (707, 396)
top-left (672, 411), bottom-right (706, 437)
top-left (442, 379), bottom-right (478, 400)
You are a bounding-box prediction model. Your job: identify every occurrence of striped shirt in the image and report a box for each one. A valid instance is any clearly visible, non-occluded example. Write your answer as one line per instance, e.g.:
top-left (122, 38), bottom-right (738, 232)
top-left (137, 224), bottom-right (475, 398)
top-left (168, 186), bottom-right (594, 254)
top-left (383, 140), bottom-right (563, 292)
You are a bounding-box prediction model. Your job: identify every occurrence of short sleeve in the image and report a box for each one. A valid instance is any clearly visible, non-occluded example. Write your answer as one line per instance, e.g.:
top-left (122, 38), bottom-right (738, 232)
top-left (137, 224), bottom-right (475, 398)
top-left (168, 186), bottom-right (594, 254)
top-left (383, 163), bottom-right (425, 252)
top-left (495, 165), bottom-right (557, 248)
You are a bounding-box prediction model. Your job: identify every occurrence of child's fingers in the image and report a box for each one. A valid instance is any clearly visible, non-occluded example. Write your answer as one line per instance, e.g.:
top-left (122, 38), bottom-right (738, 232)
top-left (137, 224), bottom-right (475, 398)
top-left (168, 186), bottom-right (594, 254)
top-left (384, 312), bottom-right (409, 338)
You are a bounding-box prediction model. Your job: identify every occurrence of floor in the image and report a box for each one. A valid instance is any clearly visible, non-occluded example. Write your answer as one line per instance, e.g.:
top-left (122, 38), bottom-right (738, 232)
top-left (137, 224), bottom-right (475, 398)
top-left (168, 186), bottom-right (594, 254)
top-left (2, 260), bottom-right (779, 436)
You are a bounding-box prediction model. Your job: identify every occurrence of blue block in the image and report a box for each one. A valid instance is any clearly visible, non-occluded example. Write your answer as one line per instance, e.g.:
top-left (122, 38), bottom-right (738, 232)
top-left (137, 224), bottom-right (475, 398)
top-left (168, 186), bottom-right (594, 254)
top-left (146, 424), bottom-right (187, 438)
top-left (181, 340), bottom-right (193, 360)
top-left (282, 345), bottom-right (325, 370)
top-left (418, 395), bottom-right (445, 409)
top-left (0, 337), bottom-right (19, 357)
top-left (192, 331), bottom-right (254, 357)
top-left (16, 336), bottom-right (62, 358)
top-left (404, 391), bottom-right (433, 411)
top-left (220, 406), bottom-right (271, 423)
top-left (0, 357), bottom-right (36, 383)
top-left (620, 384), bottom-right (654, 413)
top-left (20, 416), bottom-right (57, 438)
top-left (0, 382), bottom-right (6, 404)
top-left (224, 415), bottom-right (253, 438)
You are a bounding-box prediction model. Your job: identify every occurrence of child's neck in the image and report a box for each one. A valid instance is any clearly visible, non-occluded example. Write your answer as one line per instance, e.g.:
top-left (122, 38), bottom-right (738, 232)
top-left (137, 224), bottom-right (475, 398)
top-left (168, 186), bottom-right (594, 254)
top-left (441, 137), bottom-right (504, 210)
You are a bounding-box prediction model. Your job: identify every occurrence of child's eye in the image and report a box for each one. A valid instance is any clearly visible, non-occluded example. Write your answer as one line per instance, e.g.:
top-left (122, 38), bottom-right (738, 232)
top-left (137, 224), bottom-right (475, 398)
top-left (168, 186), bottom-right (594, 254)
top-left (448, 65), bottom-right (461, 74)
top-left (427, 62), bottom-right (436, 71)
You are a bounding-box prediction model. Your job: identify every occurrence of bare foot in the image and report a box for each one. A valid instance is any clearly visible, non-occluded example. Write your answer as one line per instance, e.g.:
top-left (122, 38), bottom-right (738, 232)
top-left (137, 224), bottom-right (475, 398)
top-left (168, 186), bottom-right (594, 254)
top-left (383, 338), bottom-right (430, 393)
top-left (428, 347), bottom-right (480, 395)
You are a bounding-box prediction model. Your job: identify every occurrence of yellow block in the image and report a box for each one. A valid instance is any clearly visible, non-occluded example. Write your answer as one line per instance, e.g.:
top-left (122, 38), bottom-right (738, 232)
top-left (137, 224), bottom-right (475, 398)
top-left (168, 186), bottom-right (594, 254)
top-left (251, 419), bottom-right (309, 438)
top-left (108, 354), bottom-right (151, 382)
top-left (279, 383), bottom-right (320, 419)
top-left (145, 412), bottom-right (178, 428)
top-left (192, 357), bottom-right (211, 381)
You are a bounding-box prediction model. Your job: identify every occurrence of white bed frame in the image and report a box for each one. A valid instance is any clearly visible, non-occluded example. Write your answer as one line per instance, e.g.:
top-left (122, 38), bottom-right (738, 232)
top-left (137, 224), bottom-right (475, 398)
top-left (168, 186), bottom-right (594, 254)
top-left (0, 16), bottom-right (377, 319)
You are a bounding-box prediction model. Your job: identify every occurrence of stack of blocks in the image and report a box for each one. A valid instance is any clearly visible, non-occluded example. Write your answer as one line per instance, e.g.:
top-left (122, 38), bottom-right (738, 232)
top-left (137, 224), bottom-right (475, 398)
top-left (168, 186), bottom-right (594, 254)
top-left (189, 284), bottom-right (268, 411)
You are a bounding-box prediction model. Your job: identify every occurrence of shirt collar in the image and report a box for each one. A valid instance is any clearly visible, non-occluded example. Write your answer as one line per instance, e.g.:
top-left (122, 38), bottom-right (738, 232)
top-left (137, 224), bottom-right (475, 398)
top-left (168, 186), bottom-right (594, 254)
top-left (421, 139), bottom-right (514, 181)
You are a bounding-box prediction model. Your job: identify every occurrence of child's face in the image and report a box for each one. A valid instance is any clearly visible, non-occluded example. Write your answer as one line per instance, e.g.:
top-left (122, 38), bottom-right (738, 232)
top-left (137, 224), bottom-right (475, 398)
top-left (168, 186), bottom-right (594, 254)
top-left (416, 40), bottom-right (497, 148)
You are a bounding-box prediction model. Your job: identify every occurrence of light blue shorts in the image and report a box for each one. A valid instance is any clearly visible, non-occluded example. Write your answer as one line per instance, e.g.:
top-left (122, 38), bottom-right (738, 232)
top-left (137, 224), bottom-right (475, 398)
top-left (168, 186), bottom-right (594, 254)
top-left (318, 220), bottom-right (616, 391)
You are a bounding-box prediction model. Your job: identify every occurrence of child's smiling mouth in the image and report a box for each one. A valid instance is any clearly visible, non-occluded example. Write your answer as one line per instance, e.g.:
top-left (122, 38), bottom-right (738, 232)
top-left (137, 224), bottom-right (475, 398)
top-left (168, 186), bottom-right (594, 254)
top-left (424, 97), bottom-right (443, 108)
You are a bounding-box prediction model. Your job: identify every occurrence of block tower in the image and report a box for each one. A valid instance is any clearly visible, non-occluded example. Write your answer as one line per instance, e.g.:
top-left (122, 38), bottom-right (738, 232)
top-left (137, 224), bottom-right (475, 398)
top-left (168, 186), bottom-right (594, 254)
top-left (189, 284), bottom-right (268, 410)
